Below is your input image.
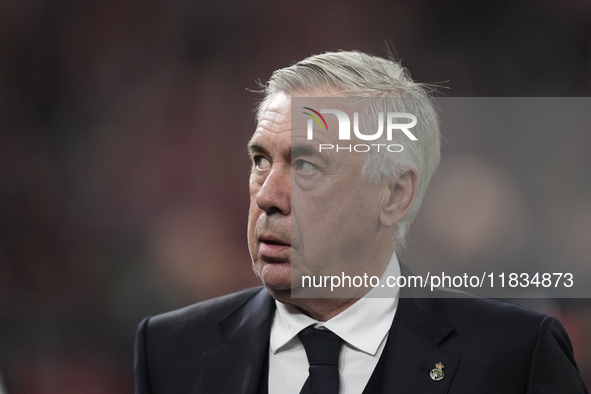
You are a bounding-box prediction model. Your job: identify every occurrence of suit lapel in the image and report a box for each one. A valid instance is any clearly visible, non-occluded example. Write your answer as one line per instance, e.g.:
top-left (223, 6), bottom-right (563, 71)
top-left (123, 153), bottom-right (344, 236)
top-left (201, 268), bottom-right (461, 394)
top-left (362, 259), bottom-right (455, 393)
top-left (202, 288), bottom-right (275, 394)
top-left (374, 296), bottom-right (459, 394)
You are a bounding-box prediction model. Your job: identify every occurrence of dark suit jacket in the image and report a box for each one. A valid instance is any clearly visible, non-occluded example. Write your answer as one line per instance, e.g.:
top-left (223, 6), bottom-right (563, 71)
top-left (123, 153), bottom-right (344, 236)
top-left (135, 286), bottom-right (588, 394)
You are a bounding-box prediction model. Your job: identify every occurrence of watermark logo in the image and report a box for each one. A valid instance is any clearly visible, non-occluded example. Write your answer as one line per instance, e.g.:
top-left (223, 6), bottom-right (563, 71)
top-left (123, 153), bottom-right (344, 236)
top-left (303, 107), bottom-right (417, 140)
top-left (302, 107), bottom-right (329, 132)
top-left (302, 107), bottom-right (417, 152)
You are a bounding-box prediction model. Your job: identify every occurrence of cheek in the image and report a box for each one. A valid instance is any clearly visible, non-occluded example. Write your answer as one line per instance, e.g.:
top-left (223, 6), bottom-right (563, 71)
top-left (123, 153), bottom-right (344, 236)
top-left (247, 205), bottom-right (258, 236)
top-left (247, 216), bottom-right (258, 263)
top-left (247, 200), bottom-right (264, 252)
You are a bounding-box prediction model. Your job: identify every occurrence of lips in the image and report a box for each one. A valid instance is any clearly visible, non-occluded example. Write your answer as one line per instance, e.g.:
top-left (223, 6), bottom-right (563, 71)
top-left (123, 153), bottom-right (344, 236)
top-left (258, 234), bottom-right (291, 259)
top-left (259, 234), bottom-right (290, 245)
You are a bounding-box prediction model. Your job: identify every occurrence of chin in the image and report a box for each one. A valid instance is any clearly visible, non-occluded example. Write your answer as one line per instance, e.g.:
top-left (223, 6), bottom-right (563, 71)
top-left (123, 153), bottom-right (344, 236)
top-left (264, 284), bottom-right (291, 297)
top-left (260, 275), bottom-right (292, 292)
top-left (255, 259), bottom-right (290, 283)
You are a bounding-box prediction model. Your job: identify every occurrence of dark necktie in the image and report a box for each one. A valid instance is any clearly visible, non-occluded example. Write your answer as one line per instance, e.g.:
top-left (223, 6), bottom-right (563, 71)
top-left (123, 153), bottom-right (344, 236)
top-left (298, 326), bottom-right (343, 394)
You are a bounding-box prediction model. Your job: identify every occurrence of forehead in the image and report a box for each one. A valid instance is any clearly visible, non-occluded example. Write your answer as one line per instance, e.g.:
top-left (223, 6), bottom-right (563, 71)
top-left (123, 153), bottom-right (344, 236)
top-left (249, 93), bottom-right (368, 166)
top-left (247, 94), bottom-right (291, 160)
top-left (253, 93), bottom-right (351, 141)
top-left (255, 93), bottom-right (291, 134)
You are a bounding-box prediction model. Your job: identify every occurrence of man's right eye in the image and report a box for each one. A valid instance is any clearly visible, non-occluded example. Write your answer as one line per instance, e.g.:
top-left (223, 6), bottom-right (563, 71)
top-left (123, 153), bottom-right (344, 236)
top-left (254, 156), bottom-right (271, 170)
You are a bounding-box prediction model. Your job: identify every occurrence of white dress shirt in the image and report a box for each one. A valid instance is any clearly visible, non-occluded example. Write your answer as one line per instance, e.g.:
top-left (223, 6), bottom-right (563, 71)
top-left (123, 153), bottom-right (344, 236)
top-left (268, 253), bottom-right (401, 394)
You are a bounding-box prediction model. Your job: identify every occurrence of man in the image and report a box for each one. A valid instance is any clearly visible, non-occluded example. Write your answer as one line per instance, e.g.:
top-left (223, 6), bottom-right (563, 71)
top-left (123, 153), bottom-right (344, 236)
top-left (134, 51), bottom-right (588, 393)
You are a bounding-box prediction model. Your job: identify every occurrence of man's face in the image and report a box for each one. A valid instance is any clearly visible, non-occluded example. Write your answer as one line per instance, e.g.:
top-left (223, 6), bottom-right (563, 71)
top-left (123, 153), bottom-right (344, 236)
top-left (247, 93), bottom-right (293, 297)
top-left (247, 93), bottom-right (394, 301)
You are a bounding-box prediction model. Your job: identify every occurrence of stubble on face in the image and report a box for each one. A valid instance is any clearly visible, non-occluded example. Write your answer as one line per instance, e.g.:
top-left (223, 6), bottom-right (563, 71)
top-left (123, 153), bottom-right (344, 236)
top-left (247, 93), bottom-right (293, 297)
top-left (246, 93), bottom-right (399, 319)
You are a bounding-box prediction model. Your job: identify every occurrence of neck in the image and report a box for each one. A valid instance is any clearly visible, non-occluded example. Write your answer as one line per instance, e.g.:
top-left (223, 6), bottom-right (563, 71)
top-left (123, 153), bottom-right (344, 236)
top-left (291, 297), bottom-right (360, 322)
top-left (283, 248), bottom-right (397, 322)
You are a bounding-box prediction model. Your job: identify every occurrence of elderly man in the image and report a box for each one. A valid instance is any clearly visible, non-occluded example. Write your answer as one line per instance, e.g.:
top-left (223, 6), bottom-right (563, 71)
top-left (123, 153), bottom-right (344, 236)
top-left (134, 51), bottom-right (587, 394)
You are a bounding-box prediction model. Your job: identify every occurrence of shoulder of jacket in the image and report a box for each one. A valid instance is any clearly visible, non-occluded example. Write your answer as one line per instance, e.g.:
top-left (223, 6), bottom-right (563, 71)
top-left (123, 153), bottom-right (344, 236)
top-left (436, 293), bottom-right (549, 331)
top-left (145, 286), bottom-right (266, 331)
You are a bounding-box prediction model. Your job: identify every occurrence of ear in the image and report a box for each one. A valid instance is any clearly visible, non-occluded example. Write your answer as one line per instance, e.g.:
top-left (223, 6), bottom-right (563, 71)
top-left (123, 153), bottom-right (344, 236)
top-left (379, 168), bottom-right (418, 227)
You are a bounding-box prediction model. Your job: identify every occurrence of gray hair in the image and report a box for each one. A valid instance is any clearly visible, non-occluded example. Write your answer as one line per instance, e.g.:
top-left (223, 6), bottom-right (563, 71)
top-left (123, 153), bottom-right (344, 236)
top-left (257, 51), bottom-right (441, 248)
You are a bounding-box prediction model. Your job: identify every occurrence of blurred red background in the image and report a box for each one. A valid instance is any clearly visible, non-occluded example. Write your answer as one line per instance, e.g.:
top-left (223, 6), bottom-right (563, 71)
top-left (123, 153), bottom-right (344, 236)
top-left (0, 0), bottom-right (590, 392)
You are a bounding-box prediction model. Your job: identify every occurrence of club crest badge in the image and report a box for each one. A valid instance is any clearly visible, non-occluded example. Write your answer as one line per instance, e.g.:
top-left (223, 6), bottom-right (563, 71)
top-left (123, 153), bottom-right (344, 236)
top-left (430, 362), bottom-right (445, 381)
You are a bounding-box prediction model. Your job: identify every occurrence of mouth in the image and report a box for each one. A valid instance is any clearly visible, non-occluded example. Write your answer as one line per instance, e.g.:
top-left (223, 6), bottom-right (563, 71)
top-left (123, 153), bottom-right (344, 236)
top-left (258, 234), bottom-right (291, 259)
top-left (259, 234), bottom-right (290, 246)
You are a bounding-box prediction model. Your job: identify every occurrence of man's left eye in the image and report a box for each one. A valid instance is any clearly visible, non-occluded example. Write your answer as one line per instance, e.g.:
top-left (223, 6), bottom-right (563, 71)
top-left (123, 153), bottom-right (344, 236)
top-left (294, 160), bottom-right (316, 174)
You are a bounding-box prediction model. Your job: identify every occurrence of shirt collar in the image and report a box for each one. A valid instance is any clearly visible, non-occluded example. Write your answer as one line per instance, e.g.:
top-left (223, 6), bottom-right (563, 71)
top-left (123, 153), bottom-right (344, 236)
top-left (270, 253), bottom-right (400, 356)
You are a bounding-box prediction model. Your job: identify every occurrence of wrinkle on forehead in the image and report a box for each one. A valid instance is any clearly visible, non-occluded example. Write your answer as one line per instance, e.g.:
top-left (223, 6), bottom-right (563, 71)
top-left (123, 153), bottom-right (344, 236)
top-left (255, 90), bottom-right (343, 138)
top-left (256, 93), bottom-right (292, 135)
top-left (256, 116), bottom-right (291, 134)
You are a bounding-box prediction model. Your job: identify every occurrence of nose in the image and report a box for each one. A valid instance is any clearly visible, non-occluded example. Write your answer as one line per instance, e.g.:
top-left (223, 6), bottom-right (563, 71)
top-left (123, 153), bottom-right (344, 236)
top-left (255, 167), bottom-right (291, 216)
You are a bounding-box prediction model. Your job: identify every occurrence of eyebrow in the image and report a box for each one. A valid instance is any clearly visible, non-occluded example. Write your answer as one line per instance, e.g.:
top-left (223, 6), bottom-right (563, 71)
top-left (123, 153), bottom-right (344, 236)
top-left (247, 141), bottom-right (322, 163)
top-left (290, 144), bottom-right (320, 160)
top-left (247, 142), bottom-right (269, 157)
top-left (247, 141), bottom-right (292, 162)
